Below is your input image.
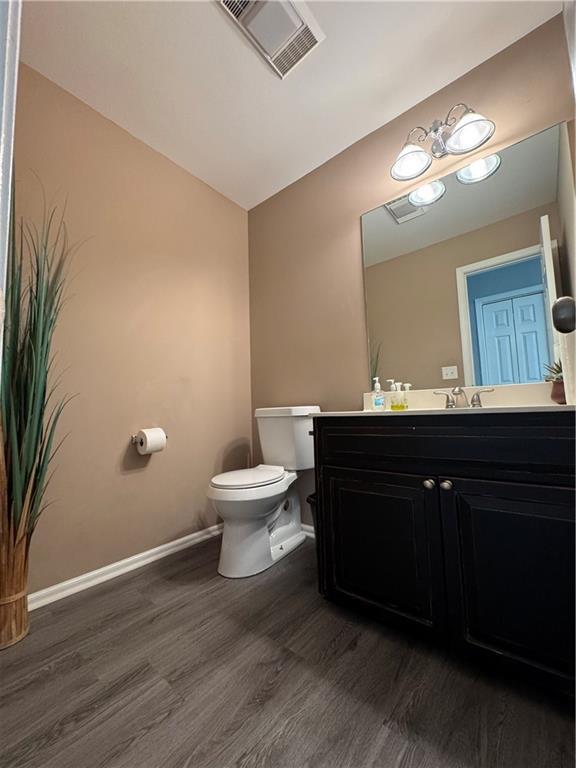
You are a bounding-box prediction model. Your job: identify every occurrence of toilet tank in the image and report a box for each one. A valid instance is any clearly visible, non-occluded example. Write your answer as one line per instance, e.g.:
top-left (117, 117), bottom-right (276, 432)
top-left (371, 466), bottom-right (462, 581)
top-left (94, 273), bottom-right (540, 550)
top-left (255, 406), bottom-right (320, 470)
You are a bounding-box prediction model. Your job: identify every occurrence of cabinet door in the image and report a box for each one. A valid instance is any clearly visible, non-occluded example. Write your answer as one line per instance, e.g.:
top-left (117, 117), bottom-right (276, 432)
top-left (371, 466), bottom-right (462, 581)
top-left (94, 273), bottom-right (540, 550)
top-left (320, 467), bottom-right (445, 634)
top-left (440, 477), bottom-right (575, 685)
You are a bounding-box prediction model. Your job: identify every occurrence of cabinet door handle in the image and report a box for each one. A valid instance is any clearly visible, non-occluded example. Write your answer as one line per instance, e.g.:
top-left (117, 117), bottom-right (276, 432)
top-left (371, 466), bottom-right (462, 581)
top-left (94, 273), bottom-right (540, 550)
top-left (440, 480), bottom-right (453, 491)
top-left (422, 479), bottom-right (436, 490)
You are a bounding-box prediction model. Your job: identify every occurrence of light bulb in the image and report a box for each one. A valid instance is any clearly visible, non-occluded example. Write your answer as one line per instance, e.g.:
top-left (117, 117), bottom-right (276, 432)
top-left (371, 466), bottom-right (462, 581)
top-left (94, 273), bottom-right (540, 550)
top-left (408, 180), bottom-right (446, 206)
top-left (391, 143), bottom-right (432, 181)
top-left (456, 154), bottom-right (501, 184)
top-left (445, 112), bottom-right (495, 154)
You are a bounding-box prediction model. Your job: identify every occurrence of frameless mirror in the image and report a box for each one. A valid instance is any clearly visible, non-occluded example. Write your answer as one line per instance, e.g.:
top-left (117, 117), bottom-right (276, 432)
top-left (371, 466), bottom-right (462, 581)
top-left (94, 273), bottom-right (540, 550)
top-left (362, 123), bottom-right (574, 390)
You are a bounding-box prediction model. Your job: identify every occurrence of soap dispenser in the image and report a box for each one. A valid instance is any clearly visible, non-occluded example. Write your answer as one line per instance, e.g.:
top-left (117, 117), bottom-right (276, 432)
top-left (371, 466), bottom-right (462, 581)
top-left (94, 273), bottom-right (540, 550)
top-left (371, 377), bottom-right (385, 410)
top-left (390, 383), bottom-right (405, 411)
top-left (402, 383), bottom-right (412, 410)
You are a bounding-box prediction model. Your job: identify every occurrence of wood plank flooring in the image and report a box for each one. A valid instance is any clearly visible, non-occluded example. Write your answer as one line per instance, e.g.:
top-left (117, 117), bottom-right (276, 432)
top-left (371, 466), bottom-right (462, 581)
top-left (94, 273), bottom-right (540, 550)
top-left (0, 538), bottom-right (573, 768)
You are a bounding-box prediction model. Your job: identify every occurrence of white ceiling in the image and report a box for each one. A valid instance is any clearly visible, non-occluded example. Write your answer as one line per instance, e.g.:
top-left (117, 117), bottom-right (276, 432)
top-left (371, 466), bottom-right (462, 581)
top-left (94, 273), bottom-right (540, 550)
top-left (20, 1), bottom-right (562, 209)
top-left (362, 124), bottom-right (561, 267)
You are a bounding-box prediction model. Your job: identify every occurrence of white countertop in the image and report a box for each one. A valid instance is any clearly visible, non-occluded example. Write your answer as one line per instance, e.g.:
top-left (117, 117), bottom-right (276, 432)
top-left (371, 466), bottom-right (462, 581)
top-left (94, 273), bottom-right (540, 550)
top-left (311, 405), bottom-right (575, 417)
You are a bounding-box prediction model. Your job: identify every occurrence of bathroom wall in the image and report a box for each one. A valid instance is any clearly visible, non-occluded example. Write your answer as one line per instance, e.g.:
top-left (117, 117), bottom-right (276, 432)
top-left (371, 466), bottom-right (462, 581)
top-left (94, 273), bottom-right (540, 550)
top-left (249, 15), bottom-right (575, 415)
top-left (15, 64), bottom-right (252, 591)
top-left (365, 203), bottom-right (560, 390)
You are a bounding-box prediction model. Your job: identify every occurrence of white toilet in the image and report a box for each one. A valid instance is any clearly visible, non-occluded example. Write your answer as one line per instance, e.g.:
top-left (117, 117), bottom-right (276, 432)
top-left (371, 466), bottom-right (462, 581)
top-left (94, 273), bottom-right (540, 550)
top-left (207, 405), bottom-right (320, 578)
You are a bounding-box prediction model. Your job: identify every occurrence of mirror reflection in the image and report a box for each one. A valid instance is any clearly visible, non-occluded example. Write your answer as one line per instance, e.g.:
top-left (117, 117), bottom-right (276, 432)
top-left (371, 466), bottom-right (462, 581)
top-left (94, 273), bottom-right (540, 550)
top-left (362, 123), bottom-right (573, 390)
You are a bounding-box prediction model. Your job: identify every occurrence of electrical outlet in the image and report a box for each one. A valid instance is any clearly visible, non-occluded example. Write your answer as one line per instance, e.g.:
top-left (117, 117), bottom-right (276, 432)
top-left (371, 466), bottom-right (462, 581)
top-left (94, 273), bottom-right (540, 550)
top-left (442, 365), bottom-right (459, 380)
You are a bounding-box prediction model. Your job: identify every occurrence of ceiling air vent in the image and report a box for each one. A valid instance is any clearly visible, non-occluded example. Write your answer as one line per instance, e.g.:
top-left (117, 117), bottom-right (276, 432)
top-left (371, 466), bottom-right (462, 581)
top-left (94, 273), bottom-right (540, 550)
top-left (222, 0), bottom-right (251, 19)
top-left (218, 1), bottom-right (326, 79)
top-left (384, 195), bottom-right (429, 225)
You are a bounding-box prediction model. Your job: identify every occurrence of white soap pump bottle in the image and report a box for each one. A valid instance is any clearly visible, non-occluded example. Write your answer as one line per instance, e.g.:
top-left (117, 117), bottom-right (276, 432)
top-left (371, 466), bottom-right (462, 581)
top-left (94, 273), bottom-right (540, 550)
top-left (371, 377), bottom-right (385, 410)
top-left (390, 382), bottom-right (404, 410)
top-left (402, 382), bottom-right (412, 409)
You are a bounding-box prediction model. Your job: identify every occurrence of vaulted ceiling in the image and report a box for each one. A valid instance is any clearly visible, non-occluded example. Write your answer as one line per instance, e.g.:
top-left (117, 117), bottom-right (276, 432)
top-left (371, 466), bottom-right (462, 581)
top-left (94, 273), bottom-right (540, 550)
top-left (21, 1), bottom-right (562, 209)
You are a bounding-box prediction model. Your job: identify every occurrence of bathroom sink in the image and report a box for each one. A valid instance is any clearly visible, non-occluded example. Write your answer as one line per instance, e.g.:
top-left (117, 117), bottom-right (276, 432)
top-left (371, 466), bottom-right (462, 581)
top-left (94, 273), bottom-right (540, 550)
top-left (312, 404), bottom-right (574, 417)
top-left (343, 382), bottom-right (574, 416)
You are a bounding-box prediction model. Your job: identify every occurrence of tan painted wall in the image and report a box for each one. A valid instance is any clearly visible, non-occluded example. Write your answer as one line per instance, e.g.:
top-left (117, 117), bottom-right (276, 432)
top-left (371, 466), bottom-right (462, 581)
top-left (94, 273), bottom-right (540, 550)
top-left (249, 16), bottom-right (575, 415)
top-left (15, 65), bottom-right (252, 591)
top-left (365, 203), bottom-right (560, 391)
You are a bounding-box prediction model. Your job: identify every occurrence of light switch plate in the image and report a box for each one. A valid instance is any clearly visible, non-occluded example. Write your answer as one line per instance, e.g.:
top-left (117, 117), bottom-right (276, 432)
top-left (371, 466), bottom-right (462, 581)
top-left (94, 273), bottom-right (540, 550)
top-left (442, 365), bottom-right (459, 380)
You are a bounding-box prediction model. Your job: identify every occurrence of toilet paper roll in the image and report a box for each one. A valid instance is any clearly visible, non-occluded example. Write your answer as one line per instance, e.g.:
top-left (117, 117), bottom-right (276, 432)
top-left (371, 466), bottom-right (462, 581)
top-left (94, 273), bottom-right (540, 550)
top-left (136, 427), bottom-right (167, 455)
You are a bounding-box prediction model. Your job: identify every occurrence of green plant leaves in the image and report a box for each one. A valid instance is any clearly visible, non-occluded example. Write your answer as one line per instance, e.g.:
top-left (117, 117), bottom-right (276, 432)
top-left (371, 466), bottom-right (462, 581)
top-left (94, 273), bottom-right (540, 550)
top-left (543, 360), bottom-right (563, 382)
top-left (1, 187), bottom-right (72, 545)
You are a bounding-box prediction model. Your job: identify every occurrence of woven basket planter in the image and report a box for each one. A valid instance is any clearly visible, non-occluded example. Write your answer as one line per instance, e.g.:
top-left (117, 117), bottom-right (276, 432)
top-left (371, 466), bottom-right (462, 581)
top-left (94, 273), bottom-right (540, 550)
top-left (0, 537), bottom-right (29, 649)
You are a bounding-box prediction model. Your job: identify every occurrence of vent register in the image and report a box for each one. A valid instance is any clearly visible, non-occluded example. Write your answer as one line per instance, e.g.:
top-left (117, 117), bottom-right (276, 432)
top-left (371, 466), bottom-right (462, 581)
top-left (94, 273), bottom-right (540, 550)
top-left (219, 1), bottom-right (325, 78)
top-left (385, 195), bottom-right (428, 225)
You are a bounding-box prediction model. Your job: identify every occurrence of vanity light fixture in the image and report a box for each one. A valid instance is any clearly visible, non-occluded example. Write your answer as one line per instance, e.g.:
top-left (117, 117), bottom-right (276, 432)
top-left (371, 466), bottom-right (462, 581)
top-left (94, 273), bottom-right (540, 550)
top-left (408, 180), bottom-right (446, 207)
top-left (456, 153), bottom-right (501, 184)
top-left (390, 134), bottom-right (432, 181)
top-left (391, 103), bottom-right (496, 181)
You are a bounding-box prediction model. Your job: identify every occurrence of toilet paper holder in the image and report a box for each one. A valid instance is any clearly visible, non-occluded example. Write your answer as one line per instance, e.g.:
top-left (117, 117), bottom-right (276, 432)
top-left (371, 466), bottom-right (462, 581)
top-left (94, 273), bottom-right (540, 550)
top-left (130, 432), bottom-right (168, 446)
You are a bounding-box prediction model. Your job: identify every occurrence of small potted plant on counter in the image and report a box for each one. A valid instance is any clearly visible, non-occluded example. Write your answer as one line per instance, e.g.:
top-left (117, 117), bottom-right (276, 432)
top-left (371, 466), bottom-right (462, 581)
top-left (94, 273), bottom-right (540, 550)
top-left (544, 360), bottom-right (566, 404)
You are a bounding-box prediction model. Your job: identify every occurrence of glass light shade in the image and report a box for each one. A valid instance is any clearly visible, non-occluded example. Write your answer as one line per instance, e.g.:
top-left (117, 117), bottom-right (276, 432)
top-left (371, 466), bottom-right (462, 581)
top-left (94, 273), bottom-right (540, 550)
top-left (390, 143), bottom-right (432, 180)
top-left (456, 153), bottom-right (501, 184)
top-left (408, 180), bottom-right (446, 207)
top-left (445, 112), bottom-right (495, 154)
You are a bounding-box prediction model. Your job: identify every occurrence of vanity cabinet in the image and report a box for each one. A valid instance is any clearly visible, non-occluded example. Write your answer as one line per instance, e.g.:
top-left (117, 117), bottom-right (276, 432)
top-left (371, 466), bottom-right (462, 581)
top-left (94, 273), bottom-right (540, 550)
top-left (441, 477), bottom-right (574, 682)
top-left (313, 410), bottom-right (575, 691)
top-left (320, 467), bottom-right (445, 633)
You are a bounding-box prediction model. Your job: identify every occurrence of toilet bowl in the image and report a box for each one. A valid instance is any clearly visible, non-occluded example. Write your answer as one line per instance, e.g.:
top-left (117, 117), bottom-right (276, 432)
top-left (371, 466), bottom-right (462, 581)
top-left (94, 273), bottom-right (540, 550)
top-left (207, 406), bottom-right (319, 578)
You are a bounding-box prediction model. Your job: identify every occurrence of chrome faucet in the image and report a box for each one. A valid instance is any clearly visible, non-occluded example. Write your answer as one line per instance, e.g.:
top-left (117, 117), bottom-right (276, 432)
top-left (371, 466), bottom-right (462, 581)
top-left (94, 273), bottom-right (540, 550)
top-left (470, 388), bottom-right (494, 408)
top-left (451, 387), bottom-right (469, 409)
top-left (434, 386), bottom-right (495, 409)
top-left (433, 387), bottom-right (468, 409)
top-left (433, 390), bottom-right (456, 408)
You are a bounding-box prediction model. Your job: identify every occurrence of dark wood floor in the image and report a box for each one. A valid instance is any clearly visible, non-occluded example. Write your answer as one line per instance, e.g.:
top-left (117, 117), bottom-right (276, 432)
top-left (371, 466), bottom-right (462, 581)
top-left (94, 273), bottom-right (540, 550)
top-left (0, 538), bottom-right (573, 768)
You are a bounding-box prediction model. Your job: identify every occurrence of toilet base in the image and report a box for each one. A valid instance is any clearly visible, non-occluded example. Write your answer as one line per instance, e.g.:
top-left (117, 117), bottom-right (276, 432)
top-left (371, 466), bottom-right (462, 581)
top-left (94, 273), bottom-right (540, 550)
top-left (218, 528), bottom-right (306, 579)
top-left (271, 530), bottom-right (306, 564)
top-left (217, 485), bottom-right (305, 579)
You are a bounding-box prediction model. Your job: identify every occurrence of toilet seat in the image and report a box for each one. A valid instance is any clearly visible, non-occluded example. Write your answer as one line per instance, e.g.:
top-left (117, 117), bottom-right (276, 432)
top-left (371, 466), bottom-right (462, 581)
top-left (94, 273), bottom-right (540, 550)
top-left (210, 464), bottom-right (285, 490)
top-left (207, 469), bottom-right (297, 503)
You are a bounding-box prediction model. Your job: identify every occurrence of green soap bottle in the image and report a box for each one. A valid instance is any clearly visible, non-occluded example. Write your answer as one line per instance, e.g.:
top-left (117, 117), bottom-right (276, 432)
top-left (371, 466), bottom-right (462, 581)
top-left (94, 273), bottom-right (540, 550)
top-left (390, 383), bottom-right (406, 411)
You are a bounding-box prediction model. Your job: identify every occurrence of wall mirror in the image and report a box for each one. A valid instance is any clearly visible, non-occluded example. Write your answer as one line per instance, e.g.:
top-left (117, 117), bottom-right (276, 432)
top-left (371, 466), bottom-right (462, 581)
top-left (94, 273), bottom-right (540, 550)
top-left (362, 123), bottom-right (574, 390)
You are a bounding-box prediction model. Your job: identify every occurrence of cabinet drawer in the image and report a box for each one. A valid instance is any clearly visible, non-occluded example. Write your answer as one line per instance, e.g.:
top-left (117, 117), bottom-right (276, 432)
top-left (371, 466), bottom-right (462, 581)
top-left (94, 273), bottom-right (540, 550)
top-left (316, 413), bottom-right (574, 482)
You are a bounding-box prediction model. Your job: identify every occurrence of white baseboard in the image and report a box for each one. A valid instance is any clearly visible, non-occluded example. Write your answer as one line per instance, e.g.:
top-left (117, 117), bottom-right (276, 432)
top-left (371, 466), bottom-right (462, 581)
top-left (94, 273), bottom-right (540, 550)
top-left (28, 523), bottom-right (223, 612)
top-left (29, 520), bottom-right (315, 612)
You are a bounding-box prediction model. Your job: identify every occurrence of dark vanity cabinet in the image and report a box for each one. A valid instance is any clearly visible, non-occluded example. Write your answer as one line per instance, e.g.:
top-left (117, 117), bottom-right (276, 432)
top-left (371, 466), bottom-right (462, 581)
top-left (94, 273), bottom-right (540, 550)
top-left (319, 467), bottom-right (446, 633)
top-left (313, 411), bottom-right (575, 691)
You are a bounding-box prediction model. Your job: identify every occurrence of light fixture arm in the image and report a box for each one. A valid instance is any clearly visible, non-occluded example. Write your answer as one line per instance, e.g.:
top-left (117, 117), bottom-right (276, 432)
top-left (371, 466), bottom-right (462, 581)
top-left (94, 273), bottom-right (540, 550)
top-left (406, 126), bottom-right (429, 145)
top-left (444, 102), bottom-right (472, 127)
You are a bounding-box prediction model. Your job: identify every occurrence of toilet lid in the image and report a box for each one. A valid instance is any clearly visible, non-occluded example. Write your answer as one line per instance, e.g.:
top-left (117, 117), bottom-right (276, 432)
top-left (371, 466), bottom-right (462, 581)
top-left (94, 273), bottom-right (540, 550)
top-left (210, 464), bottom-right (285, 490)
